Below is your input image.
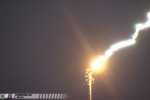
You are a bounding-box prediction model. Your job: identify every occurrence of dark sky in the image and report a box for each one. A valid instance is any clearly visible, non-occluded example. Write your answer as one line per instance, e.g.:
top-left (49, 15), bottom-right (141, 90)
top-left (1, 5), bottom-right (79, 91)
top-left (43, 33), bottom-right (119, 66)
top-left (1, 0), bottom-right (150, 100)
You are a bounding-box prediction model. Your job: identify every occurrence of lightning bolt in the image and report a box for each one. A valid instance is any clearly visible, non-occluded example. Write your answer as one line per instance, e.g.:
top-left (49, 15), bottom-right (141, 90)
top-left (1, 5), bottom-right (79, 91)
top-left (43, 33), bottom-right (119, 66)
top-left (86, 12), bottom-right (150, 100)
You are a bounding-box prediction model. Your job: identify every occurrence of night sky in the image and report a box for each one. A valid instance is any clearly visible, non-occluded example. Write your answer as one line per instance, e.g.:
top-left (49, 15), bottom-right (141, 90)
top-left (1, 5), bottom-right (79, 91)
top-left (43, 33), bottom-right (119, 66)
top-left (1, 0), bottom-right (150, 100)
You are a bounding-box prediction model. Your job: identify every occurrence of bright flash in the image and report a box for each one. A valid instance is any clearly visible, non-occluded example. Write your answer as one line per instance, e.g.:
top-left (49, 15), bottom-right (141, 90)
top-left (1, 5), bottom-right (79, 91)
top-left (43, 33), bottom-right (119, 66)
top-left (86, 12), bottom-right (150, 100)
top-left (90, 12), bottom-right (150, 71)
top-left (91, 39), bottom-right (135, 71)
top-left (91, 56), bottom-right (106, 71)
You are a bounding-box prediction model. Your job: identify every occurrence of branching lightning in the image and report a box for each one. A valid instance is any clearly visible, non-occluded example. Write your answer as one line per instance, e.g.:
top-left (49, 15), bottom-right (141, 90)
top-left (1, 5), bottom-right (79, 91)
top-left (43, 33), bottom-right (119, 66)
top-left (86, 12), bottom-right (150, 100)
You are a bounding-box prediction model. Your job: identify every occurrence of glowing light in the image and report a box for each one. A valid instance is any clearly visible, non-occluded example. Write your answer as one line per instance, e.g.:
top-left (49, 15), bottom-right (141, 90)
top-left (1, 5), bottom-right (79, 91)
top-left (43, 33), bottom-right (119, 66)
top-left (91, 12), bottom-right (150, 71)
top-left (91, 56), bottom-right (106, 71)
top-left (91, 39), bottom-right (135, 71)
top-left (86, 12), bottom-right (150, 100)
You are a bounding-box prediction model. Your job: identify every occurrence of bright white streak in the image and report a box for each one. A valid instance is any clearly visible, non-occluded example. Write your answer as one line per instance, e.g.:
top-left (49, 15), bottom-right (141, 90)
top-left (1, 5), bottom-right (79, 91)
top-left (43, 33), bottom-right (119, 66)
top-left (87, 12), bottom-right (150, 100)
top-left (92, 12), bottom-right (150, 70)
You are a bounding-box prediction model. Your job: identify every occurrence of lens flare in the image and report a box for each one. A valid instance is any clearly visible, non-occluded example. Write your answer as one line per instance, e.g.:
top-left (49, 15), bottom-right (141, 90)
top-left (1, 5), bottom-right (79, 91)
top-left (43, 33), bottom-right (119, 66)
top-left (86, 12), bottom-right (150, 100)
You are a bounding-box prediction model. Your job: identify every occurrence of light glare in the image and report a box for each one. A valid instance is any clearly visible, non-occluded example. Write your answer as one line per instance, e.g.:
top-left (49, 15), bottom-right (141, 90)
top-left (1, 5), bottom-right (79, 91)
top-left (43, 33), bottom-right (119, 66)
top-left (86, 11), bottom-right (150, 100)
